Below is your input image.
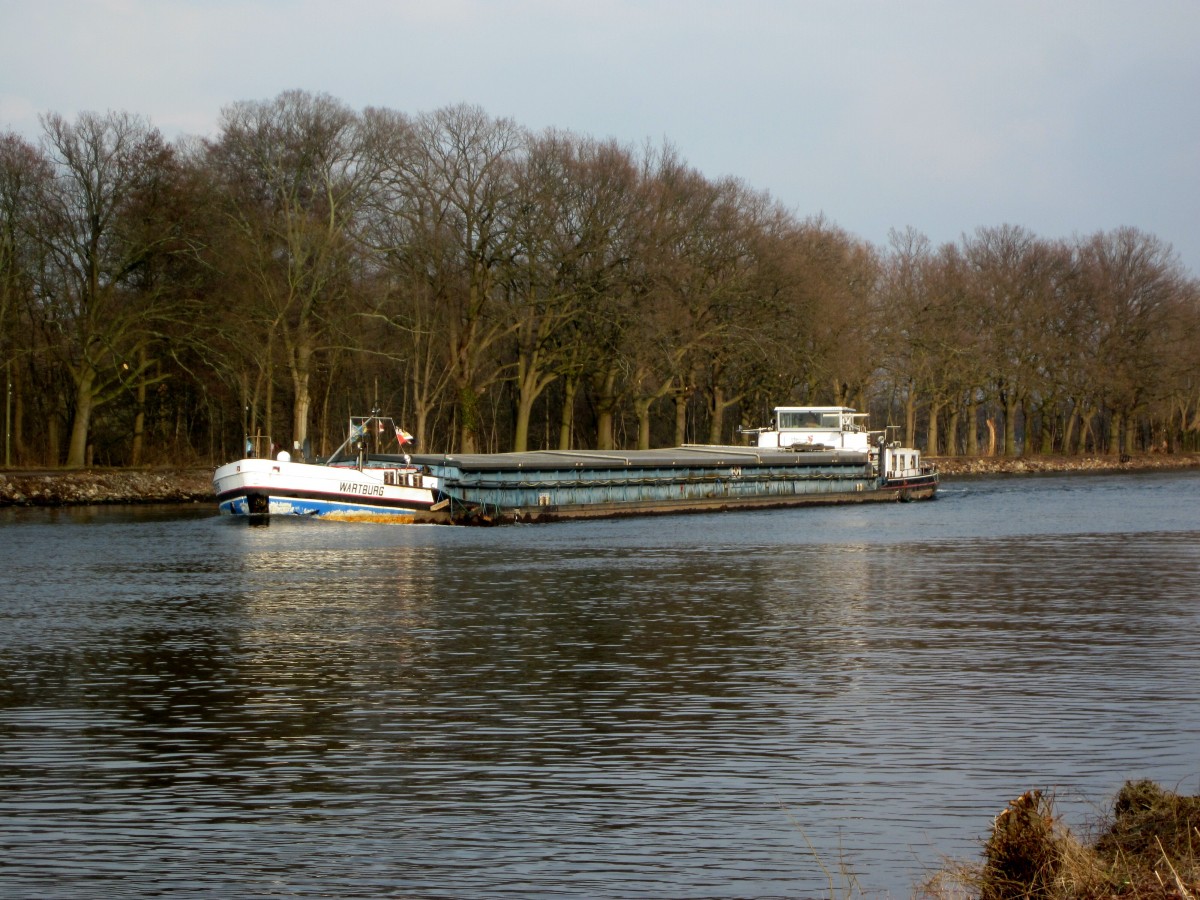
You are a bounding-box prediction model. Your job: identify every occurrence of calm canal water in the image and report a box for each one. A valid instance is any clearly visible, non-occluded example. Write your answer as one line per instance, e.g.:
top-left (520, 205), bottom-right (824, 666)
top-left (1, 471), bottom-right (1199, 898)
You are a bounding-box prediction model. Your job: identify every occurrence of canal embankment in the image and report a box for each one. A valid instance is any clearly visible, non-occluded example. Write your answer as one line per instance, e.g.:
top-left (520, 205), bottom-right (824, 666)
top-left (931, 451), bottom-right (1200, 476)
top-left (0, 468), bottom-right (214, 506)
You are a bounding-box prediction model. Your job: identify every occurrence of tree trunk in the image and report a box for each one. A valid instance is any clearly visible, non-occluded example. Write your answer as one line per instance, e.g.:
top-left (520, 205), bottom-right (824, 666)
top-left (634, 397), bottom-right (653, 450)
top-left (512, 348), bottom-right (556, 453)
top-left (263, 345), bottom-right (274, 452)
top-left (904, 390), bottom-right (916, 448)
top-left (1023, 399), bottom-right (1038, 455)
top-left (291, 343), bottom-right (312, 455)
top-left (514, 389), bottom-right (536, 453)
top-left (1062, 407), bottom-right (1078, 455)
top-left (1037, 400), bottom-right (1055, 455)
top-left (1003, 395), bottom-right (1018, 457)
top-left (1108, 412), bottom-right (1122, 455)
top-left (831, 378), bottom-right (847, 407)
top-left (131, 348), bottom-right (148, 466)
top-left (413, 401), bottom-right (430, 452)
top-left (318, 362), bottom-right (337, 459)
top-left (65, 370), bottom-right (96, 469)
top-left (407, 349), bottom-right (438, 451)
top-left (457, 384), bottom-right (479, 454)
top-left (966, 399), bottom-right (979, 456)
top-left (593, 367), bottom-right (618, 450)
top-left (707, 385), bottom-right (738, 445)
top-left (9, 358), bottom-right (25, 465)
top-left (926, 398), bottom-right (941, 455)
top-left (1078, 407), bottom-right (1096, 454)
top-left (558, 375), bottom-right (578, 450)
top-left (673, 390), bottom-right (688, 446)
top-left (131, 386), bottom-right (146, 466)
top-left (946, 404), bottom-right (960, 457)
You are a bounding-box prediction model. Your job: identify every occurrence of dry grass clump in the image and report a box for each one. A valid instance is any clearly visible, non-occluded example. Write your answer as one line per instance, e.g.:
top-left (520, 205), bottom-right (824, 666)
top-left (1093, 780), bottom-right (1200, 897)
top-left (980, 789), bottom-right (1068, 898)
top-left (920, 781), bottom-right (1199, 899)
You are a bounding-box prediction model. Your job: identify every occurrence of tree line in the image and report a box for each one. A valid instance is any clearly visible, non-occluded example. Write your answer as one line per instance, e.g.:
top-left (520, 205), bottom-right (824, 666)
top-left (1, 90), bottom-right (1198, 469)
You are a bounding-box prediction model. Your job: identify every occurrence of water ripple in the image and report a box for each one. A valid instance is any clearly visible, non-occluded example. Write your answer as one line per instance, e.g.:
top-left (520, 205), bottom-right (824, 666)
top-left (2, 475), bottom-right (1200, 897)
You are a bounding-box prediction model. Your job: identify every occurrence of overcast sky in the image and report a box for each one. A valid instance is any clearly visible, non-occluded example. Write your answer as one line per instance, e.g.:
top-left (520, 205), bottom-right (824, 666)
top-left (3, 0), bottom-right (1198, 276)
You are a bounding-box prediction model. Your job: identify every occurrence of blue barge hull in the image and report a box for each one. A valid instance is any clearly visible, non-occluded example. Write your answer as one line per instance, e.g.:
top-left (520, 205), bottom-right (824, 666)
top-left (404, 444), bottom-right (937, 524)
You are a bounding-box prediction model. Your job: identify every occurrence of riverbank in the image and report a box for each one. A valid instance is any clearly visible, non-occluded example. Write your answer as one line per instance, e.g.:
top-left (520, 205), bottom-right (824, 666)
top-left (931, 451), bottom-right (1200, 476)
top-left (0, 468), bottom-right (214, 506)
top-left (2, 453), bottom-right (1199, 506)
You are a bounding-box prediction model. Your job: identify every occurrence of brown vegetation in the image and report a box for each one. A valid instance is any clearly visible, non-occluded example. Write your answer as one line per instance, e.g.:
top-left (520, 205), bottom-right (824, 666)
top-left (2, 93), bottom-right (1199, 470)
top-left (923, 782), bottom-right (1200, 900)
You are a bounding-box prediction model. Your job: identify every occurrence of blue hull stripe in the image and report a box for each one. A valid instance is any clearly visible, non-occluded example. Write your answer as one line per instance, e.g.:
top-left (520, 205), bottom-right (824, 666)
top-left (219, 494), bottom-right (429, 518)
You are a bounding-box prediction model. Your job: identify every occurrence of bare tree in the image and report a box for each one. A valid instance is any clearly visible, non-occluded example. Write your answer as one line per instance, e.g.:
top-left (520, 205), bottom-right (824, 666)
top-left (354, 105), bottom-right (453, 448)
top-left (32, 111), bottom-right (182, 467)
top-left (207, 90), bottom-right (374, 456)
top-left (1159, 277), bottom-right (1200, 450)
top-left (0, 134), bottom-right (51, 464)
top-left (621, 148), bottom-right (765, 449)
top-left (1076, 227), bottom-right (1186, 454)
top-left (389, 104), bottom-right (524, 453)
top-left (962, 225), bottom-right (1053, 456)
top-left (503, 131), bottom-right (641, 451)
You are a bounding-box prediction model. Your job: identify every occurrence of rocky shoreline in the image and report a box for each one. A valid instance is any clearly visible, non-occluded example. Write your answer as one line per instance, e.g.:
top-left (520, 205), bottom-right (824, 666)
top-left (930, 451), bottom-right (1200, 476)
top-left (2, 453), bottom-right (1198, 507)
top-left (0, 468), bottom-right (215, 507)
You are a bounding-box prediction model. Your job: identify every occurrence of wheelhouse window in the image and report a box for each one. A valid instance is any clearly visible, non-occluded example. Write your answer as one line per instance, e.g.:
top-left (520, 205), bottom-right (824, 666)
top-left (778, 411), bottom-right (839, 429)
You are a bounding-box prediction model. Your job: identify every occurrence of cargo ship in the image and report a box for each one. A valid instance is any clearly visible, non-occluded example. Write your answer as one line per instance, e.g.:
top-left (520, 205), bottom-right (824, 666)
top-left (212, 406), bottom-right (938, 523)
